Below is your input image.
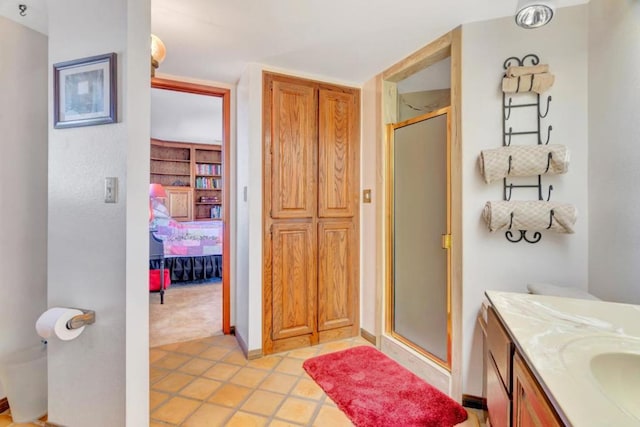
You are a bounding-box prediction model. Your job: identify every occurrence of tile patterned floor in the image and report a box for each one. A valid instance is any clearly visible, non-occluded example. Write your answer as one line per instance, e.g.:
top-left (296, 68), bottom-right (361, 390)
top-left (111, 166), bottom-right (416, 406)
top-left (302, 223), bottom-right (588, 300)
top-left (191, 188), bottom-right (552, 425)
top-left (150, 335), bottom-right (485, 427)
top-left (150, 335), bottom-right (369, 426)
top-left (0, 334), bottom-right (485, 426)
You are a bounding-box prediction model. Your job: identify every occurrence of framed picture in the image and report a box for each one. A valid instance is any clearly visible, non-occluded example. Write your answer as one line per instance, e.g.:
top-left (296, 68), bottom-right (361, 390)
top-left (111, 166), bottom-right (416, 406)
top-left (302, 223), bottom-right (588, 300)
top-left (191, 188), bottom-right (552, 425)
top-left (53, 52), bottom-right (117, 129)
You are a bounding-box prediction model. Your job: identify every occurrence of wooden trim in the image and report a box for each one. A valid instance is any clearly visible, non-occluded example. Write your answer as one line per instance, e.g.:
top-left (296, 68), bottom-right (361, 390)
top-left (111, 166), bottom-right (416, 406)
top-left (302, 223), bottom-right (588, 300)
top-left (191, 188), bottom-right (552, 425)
top-left (0, 397), bottom-right (8, 413)
top-left (360, 328), bottom-right (377, 346)
top-left (151, 77), bottom-right (232, 335)
top-left (221, 88), bottom-right (231, 335)
top-left (463, 394), bottom-right (488, 410)
top-left (390, 106), bottom-right (450, 130)
top-left (384, 123), bottom-right (394, 338)
top-left (381, 26), bottom-right (464, 399)
top-left (382, 31), bottom-right (453, 82)
top-left (449, 25), bottom-right (464, 401)
top-left (262, 71), bottom-right (274, 355)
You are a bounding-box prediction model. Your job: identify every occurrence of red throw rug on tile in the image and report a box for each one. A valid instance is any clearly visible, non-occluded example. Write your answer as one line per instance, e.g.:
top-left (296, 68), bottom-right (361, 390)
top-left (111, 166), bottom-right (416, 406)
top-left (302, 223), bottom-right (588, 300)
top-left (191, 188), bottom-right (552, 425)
top-left (303, 346), bottom-right (468, 427)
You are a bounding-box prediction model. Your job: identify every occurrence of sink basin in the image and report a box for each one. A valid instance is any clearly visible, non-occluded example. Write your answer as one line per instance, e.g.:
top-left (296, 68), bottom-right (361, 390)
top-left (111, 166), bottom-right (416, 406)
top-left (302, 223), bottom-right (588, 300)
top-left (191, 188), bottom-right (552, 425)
top-left (590, 352), bottom-right (640, 419)
top-left (561, 336), bottom-right (640, 421)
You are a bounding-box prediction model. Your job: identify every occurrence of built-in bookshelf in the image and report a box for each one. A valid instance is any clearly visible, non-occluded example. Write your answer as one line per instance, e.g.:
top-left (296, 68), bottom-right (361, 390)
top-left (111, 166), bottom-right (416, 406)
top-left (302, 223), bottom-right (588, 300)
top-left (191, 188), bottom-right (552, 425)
top-left (194, 147), bottom-right (223, 220)
top-left (150, 139), bottom-right (223, 221)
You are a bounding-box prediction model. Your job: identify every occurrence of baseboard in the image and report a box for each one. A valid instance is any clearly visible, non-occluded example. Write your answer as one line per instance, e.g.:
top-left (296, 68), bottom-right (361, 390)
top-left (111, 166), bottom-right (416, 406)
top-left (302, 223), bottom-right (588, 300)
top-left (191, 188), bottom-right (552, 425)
top-left (234, 331), bottom-right (262, 360)
top-left (462, 394), bottom-right (487, 410)
top-left (360, 328), bottom-right (377, 346)
top-left (247, 348), bottom-right (262, 360)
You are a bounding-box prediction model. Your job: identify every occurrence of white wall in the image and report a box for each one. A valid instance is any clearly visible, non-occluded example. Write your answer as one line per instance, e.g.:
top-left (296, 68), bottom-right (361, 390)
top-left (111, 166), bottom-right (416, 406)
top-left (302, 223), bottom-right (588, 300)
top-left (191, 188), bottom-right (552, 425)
top-left (360, 77), bottom-right (381, 337)
top-left (235, 64), bottom-right (263, 350)
top-left (461, 5), bottom-right (589, 396)
top-left (47, 0), bottom-right (150, 425)
top-left (0, 16), bottom-right (48, 400)
top-left (151, 88), bottom-right (223, 144)
top-left (588, 0), bottom-right (640, 304)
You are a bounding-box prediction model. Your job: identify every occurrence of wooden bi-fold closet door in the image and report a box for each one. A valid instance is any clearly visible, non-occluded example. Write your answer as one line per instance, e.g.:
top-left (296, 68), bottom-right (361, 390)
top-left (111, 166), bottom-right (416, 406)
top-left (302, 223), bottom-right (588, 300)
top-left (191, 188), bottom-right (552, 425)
top-left (263, 72), bottom-right (360, 355)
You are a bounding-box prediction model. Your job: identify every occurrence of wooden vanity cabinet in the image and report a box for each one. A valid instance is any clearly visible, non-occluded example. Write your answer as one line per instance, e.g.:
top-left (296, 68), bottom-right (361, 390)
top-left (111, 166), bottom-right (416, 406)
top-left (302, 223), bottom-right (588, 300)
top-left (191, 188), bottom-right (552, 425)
top-left (512, 352), bottom-right (562, 427)
top-left (487, 307), bottom-right (513, 427)
top-left (486, 306), bottom-right (563, 427)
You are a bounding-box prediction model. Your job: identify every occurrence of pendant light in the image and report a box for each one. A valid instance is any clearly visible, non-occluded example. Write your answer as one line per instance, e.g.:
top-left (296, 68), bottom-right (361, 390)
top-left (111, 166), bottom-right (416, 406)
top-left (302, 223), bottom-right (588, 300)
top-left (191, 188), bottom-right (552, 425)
top-left (150, 34), bottom-right (167, 77)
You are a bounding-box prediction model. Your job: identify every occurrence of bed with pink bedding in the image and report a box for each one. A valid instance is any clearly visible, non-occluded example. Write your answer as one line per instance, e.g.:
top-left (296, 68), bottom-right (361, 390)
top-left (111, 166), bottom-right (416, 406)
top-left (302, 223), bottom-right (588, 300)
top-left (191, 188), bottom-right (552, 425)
top-left (149, 201), bottom-right (222, 283)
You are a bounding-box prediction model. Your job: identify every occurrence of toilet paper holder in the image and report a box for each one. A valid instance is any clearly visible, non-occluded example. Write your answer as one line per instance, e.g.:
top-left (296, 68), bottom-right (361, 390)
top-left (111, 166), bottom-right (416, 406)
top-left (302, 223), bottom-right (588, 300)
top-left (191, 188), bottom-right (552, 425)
top-left (66, 308), bottom-right (96, 330)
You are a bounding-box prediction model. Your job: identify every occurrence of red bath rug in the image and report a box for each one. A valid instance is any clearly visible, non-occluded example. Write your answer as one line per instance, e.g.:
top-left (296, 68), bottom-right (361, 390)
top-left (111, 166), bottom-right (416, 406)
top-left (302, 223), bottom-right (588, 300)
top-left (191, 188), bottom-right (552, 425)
top-left (303, 346), bottom-right (467, 427)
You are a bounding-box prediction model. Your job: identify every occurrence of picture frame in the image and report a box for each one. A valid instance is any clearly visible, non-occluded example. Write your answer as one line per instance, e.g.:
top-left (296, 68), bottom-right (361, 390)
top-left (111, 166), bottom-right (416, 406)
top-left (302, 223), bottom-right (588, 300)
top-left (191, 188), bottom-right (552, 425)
top-left (53, 52), bottom-right (117, 129)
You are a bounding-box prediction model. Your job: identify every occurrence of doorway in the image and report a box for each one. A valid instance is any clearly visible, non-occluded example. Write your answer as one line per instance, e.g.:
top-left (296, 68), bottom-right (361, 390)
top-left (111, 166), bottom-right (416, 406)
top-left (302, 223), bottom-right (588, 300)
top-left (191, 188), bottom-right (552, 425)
top-left (380, 28), bottom-right (462, 398)
top-left (149, 78), bottom-right (231, 346)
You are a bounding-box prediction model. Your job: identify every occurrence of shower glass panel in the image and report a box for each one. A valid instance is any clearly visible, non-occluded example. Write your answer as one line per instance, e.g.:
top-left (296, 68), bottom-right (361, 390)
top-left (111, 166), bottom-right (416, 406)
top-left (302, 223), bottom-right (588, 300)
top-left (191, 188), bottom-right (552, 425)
top-left (391, 109), bottom-right (450, 367)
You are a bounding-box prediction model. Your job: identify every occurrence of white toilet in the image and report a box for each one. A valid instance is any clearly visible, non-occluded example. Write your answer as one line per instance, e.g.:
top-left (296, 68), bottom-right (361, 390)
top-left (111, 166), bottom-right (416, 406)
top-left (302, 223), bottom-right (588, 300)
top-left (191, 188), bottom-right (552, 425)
top-left (0, 343), bottom-right (47, 423)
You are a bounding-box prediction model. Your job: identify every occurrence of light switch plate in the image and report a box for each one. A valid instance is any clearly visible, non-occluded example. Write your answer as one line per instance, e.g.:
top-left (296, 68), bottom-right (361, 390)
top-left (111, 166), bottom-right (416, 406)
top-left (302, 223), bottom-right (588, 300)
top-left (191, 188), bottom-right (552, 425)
top-left (105, 177), bottom-right (118, 203)
top-left (363, 189), bottom-right (372, 203)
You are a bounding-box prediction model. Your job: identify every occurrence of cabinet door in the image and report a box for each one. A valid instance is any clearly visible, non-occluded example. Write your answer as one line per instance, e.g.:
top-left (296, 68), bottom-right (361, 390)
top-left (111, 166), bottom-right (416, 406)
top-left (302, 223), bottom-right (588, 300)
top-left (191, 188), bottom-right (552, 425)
top-left (317, 220), bottom-right (356, 331)
top-left (488, 307), bottom-right (513, 392)
top-left (487, 355), bottom-right (511, 427)
top-left (270, 81), bottom-right (316, 219)
top-left (513, 352), bottom-right (562, 427)
top-left (271, 222), bottom-right (316, 340)
top-left (318, 89), bottom-right (358, 218)
top-left (165, 187), bottom-right (193, 222)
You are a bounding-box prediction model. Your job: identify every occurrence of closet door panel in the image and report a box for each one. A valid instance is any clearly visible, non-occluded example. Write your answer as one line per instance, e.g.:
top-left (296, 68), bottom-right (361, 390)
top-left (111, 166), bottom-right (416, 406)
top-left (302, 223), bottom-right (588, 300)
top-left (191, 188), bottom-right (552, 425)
top-left (271, 81), bottom-right (316, 219)
top-left (317, 220), bottom-right (356, 331)
top-left (271, 222), bottom-right (316, 340)
top-left (318, 89), bottom-right (358, 218)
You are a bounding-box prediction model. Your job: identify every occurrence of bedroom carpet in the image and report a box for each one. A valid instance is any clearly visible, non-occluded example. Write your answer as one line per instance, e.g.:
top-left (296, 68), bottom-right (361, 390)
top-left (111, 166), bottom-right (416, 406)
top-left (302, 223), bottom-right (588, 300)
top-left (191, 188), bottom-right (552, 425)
top-left (150, 281), bottom-right (222, 348)
top-left (303, 346), bottom-right (469, 427)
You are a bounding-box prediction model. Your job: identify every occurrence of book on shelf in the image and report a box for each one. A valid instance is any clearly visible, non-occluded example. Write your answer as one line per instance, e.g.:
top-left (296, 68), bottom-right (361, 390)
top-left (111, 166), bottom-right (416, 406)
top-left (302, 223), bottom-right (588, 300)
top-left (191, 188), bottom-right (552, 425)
top-left (200, 196), bottom-right (220, 203)
top-left (210, 205), bottom-right (222, 219)
top-left (196, 163), bottom-right (222, 175)
top-left (195, 177), bottom-right (222, 189)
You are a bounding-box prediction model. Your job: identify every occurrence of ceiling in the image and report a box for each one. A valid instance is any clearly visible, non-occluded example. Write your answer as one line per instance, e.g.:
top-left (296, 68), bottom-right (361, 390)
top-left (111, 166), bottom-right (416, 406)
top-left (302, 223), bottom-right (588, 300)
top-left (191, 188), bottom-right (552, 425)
top-left (152, 0), bottom-right (587, 85)
top-left (1, 0), bottom-right (587, 85)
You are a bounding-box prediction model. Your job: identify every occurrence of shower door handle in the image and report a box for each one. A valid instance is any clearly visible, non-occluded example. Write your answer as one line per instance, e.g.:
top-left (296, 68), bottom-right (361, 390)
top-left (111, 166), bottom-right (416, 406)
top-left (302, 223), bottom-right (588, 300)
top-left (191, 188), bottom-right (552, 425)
top-left (441, 234), bottom-right (451, 250)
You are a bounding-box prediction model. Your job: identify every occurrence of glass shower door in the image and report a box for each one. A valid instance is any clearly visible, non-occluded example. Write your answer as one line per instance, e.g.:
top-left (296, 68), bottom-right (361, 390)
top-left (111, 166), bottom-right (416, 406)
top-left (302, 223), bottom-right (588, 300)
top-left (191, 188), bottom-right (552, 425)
top-left (389, 107), bottom-right (451, 368)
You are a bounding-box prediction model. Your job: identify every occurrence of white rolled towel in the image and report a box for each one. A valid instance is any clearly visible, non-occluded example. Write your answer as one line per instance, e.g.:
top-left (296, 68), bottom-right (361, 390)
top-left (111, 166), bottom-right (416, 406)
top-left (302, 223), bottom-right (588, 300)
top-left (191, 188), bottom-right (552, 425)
top-left (505, 64), bottom-right (549, 77)
top-left (502, 73), bottom-right (555, 94)
top-left (478, 144), bottom-right (570, 184)
top-left (482, 201), bottom-right (577, 233)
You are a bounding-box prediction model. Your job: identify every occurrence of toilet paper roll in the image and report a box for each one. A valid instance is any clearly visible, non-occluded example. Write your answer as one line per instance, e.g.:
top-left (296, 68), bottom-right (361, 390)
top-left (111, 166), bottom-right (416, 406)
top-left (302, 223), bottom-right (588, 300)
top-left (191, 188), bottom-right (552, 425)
top-left (36, 307), bottom-right (85, 341)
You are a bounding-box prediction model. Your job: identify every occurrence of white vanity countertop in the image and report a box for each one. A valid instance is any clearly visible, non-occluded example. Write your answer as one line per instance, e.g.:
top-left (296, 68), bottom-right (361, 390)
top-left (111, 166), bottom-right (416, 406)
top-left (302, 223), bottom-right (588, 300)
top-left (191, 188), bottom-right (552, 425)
top-left (485, 291), bottom-right (640, 427)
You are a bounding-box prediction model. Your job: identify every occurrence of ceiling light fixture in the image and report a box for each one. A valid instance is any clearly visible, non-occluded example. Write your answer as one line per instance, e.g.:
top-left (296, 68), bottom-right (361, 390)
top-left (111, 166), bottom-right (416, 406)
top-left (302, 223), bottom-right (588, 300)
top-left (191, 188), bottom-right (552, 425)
top-left (515, 0), bottom-right (555, 29)
top-left (150, 34), bottom-right (166, 77)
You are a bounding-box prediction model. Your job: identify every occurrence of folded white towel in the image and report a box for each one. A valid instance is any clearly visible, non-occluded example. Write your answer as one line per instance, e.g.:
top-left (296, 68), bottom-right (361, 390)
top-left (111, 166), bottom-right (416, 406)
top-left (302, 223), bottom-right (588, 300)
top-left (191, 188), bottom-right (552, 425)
top-left (505, 64), bottom-right (549, 77)
top-left (482, 201), bottom-right (577, 233)
top-left (479, 144), bottom-right (570, 184)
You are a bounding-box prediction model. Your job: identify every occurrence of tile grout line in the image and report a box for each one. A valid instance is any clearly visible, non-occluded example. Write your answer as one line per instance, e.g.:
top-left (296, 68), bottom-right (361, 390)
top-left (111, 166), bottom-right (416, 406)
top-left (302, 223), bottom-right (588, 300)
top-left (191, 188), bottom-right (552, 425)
top-left (151, 336), bottom-right (368, 426)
